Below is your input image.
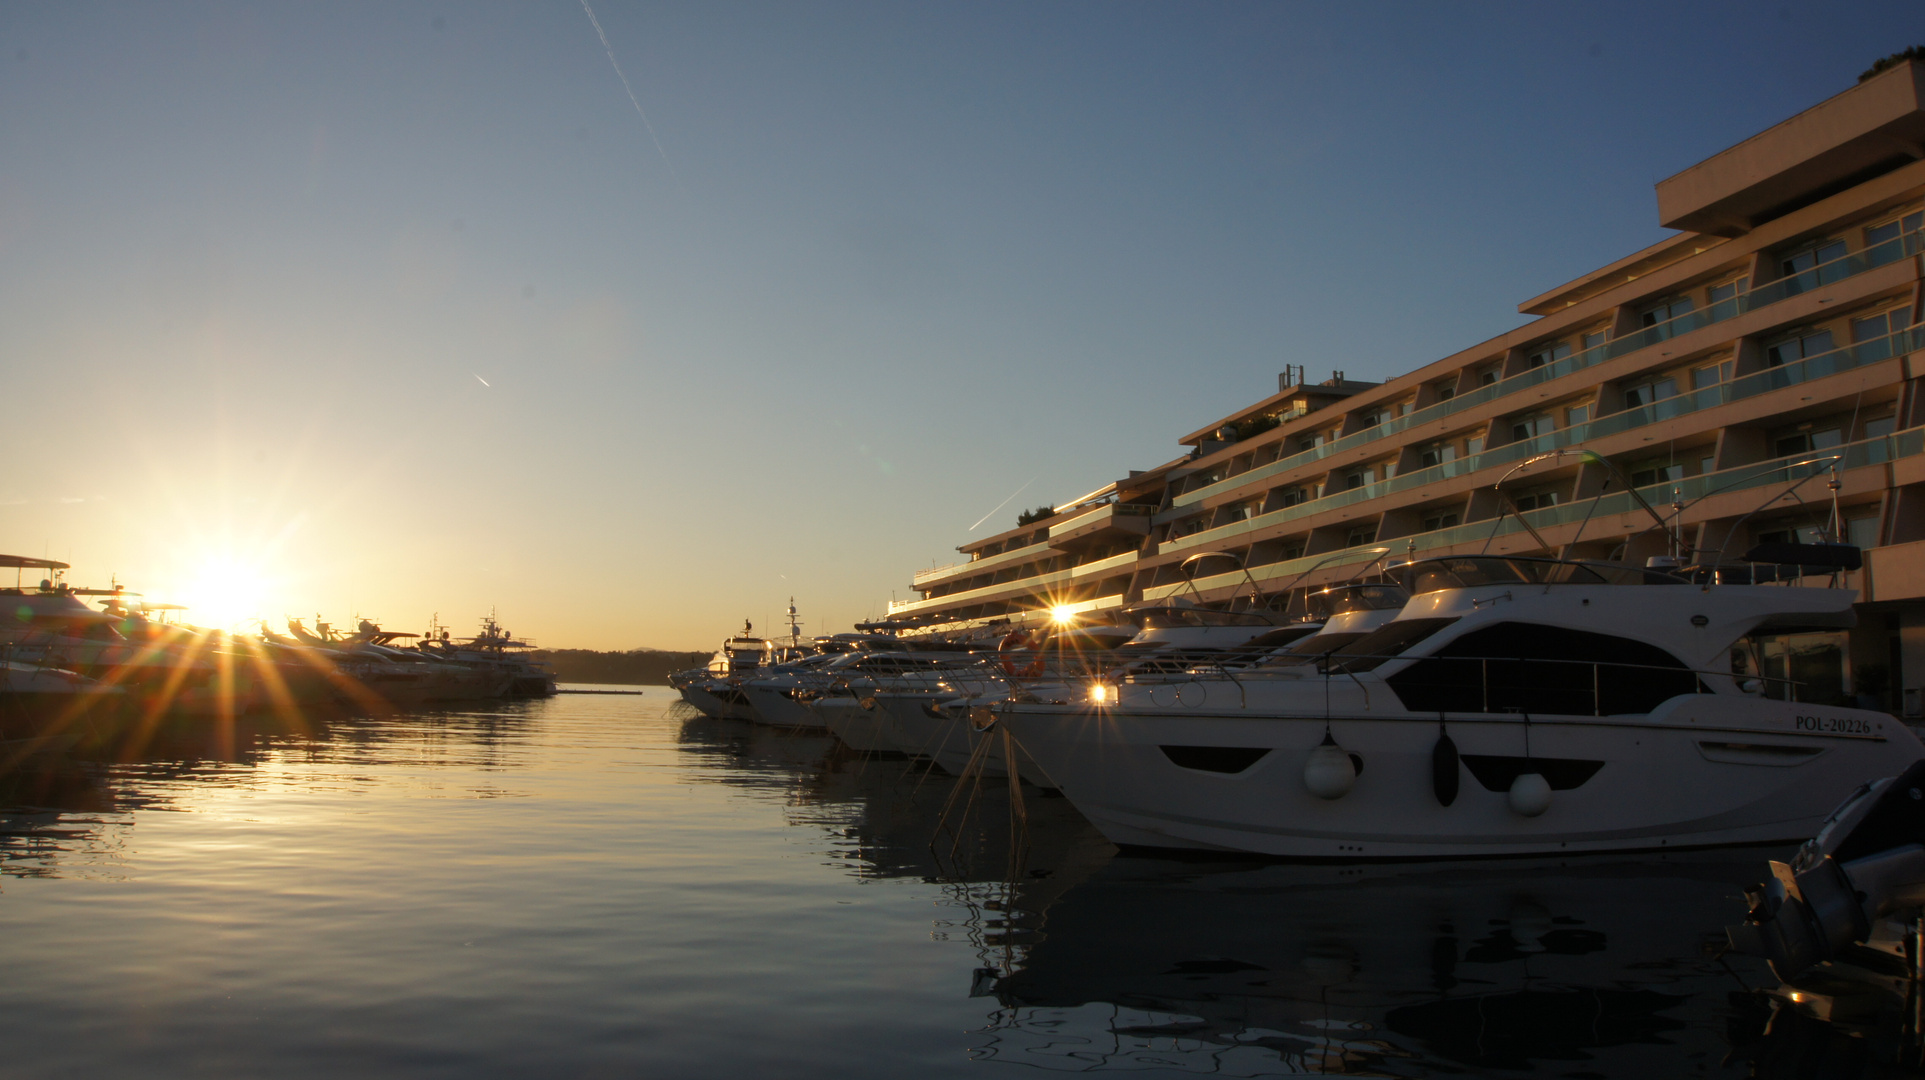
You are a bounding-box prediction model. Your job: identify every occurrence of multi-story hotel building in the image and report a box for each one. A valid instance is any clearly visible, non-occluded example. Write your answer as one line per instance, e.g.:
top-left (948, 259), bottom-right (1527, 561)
top-left (889, 60), bottom-right (1925, 712)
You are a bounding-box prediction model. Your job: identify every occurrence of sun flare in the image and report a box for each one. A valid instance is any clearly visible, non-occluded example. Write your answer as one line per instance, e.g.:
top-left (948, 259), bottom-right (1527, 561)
top-left (173, 556), bottom-right (275, 631)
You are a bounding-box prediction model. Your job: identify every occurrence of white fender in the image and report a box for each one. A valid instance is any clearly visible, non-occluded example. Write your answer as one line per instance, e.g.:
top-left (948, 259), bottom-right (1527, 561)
top-left (1509, 772), bottom-right (1551, 817)
top-left (1304, 735), bottom-right (1357, 800)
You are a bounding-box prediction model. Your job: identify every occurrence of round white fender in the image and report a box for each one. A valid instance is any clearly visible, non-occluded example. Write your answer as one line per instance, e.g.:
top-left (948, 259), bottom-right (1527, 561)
top-left (1304, 733), bottom-right (1357, 800)
top-left (1509, 772), bottom-right (1551, 817)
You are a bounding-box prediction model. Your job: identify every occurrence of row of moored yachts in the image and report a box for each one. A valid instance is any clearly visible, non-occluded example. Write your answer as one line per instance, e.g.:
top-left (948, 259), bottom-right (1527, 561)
top-left (679, 549), bottom-right (1925, 1003)
top-left (2, 555), bottom-right (555, 724)
top-left (675, 550), bottom-right (1924, 862)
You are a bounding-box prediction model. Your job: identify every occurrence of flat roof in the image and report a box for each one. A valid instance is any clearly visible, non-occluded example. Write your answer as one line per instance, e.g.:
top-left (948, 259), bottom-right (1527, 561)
top-left (1178, 380), bottom-right (1379, 446)
top-left (1656, 60), bottom-right (1925, 236)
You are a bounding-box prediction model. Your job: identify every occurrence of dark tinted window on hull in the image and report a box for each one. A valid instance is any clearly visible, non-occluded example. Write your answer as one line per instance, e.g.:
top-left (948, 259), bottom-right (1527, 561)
top-left (1387, 622), bottom-right (1697, 715)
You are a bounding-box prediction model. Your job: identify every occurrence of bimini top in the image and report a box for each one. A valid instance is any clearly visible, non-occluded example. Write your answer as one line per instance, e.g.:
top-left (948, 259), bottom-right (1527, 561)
top-left (1394, 556), bottom-right (1684, 596)
top-left (0, 555), bottom-right (71, 570)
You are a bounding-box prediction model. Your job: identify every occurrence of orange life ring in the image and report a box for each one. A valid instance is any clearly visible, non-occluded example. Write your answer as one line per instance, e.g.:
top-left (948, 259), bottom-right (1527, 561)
top-left (998, 629), bottom-right (1046, 678)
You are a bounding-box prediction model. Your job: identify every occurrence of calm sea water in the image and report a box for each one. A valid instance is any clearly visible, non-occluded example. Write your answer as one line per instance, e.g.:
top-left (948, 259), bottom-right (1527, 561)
top-left (0, 687), bottom-right (1899, 1077)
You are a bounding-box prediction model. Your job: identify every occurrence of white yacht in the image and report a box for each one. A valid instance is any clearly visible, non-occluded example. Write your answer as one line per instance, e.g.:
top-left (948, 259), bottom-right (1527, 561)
top-left (900, 618), bottom-right (1288, 785)
top-left (806, 649), bottom-right (984, 753)
top-left (998, 554), bottom-right (1925, 859)
top-left (671, 626), bottom-right (782, 720)
top-left (737, 642), bottom-right (880, 727)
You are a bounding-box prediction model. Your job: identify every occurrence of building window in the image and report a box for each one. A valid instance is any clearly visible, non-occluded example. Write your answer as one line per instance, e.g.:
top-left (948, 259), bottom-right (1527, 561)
top-left (1771, 425), bottom-right (1843, 458)
top-left (1275, 485), bottom-right (1308, 508)
top-left (1629, 460), bottom-right (1684, 487)
top-left (1479, 368), bottom-right (1500, 386)
top-left (1851, 305), bottom-right (1913, 343)
top-left (1465, 436), bottom-right (1486, 456)
top-left (1435, 381), bottom-right (1456, 402)
top-left (1866, 211), bottom-right (1924, 251)
top-left (1357, 408), bottom-right (1391, 428)
top-left (1865, 415), bottom-right (1897, 440)
top-left (1754, 629), bottom-right (1852, 706)
top-left (1640, 296), bottom-right (1695, 334)
top-left (1707, 278), bottom-right (1748, 305)
top-left (1510, 413), bottom-right (1554, 442)
top-left (1622, 377), bottom-right (1679, 409)
top-left (1280, 541), bottom-right (1306, 561)
top-left (1527, 341), bottom-right (1572, 369)
top-left (1342, 470), bottom-right (1369, 491)
top-left (1846, 515), bottom-right (1880, 549)
top-left (1692, 360), bottom-right (1732, 388)
top-left (1512, 489), bottom-right (1560, 512)
top-left (1345, 524), bottom-right (1378, 547)
top-left (1565, 403), bottom-right (1592, 427)
top-left (1778, 239), bottom-right (1848, 291)
top-left (1765, 328), bottom-right (1835, 367)
top-left (1418, 441), bottom-right (1458, 469)
top-left (1757, 524), bottom-right (1829, 547)
top-left (1422, 511), bottom-right (1461, 532)
top-left (1581, 329), bottom-right (1609, 350)
top-left (1700, 454), bottom-right (1717, 475)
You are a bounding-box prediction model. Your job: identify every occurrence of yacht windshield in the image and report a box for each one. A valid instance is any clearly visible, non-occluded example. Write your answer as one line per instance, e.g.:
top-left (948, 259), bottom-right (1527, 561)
top-left (1260, 630), bottom-right (1373, 667)
top-left (1274, 618), bottom-right (1461, 672)
top-left (1305, 584), bottom-right (1409, 618)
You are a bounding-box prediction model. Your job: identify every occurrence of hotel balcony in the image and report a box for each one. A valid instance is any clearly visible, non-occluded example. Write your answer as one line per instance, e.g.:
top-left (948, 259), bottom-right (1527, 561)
top-left (1148, 324), bottom-right (1917, 563)
top-left (1144, 424), bottom-right (1925, 607)
top-left (1171, 224), bottom-right (1923, 516)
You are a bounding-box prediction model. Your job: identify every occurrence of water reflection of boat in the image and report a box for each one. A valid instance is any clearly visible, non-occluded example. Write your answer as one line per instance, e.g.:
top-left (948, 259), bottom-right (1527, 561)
top-left (673, 709), bottom-right (1112, 884)
top-left (980, 851), bottom-right (1774, 1074)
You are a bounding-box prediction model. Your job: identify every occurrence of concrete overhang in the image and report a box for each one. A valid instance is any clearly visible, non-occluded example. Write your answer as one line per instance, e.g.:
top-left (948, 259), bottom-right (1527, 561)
top-left (1517, 232), bottom-right (1719, 316)
top-left (1656, 60), bottom-right (1925, 237)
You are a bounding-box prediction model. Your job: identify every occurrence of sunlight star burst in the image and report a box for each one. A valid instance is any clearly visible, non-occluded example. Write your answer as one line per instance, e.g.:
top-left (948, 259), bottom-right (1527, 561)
top-left (174, 555), bottom-right (274, 631)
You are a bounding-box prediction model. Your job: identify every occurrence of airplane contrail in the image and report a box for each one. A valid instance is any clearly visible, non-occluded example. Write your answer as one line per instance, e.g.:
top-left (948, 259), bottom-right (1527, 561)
top-left (473, 374), bottom-right (490, 387)
top-left (968, 477), bottom-right (1036, 532)
top-left (579, 0), bottom-right (680, 184)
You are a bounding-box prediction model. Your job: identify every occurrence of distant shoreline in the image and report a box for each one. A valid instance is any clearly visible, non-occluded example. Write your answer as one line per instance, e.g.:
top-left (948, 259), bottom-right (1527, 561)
top-left (533, 648), bottom-right (707, 687)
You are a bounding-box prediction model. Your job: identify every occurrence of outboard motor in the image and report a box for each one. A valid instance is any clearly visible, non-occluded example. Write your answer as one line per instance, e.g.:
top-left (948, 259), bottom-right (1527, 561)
top-left (1727, 760), bottom-right (1925, 980)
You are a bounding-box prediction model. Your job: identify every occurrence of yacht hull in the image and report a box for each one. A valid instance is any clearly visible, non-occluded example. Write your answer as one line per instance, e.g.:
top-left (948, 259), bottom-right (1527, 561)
top-left (678, 684), bottom-right (755, 721)
top-left (815, 696), bottom-right (901, 754)
top-left (739, 686), bottom-right (820, 728)
top-left (1002, 695), bottom-right (1925, 859)
top-left (876, 694), bottom-right (1054, 787)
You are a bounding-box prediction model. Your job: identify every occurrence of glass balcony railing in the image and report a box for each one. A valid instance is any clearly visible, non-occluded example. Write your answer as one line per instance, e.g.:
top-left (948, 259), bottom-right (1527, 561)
top-left (1172, 226), bottom-right (1925, 511)
top-left (1145, 425), bottom-right (1925, 603)
top-left (1158, 327), bottom-right (1917, 554)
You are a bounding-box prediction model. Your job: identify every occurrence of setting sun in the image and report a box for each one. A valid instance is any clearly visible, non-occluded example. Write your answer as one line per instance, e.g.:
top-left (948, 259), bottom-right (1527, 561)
top-left (172, 556), bottom-right (275, 631)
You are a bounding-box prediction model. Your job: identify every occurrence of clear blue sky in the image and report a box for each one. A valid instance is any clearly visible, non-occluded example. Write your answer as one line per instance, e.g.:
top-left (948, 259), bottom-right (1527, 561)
top-left (2, 1), bottom-right (1921, 648)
